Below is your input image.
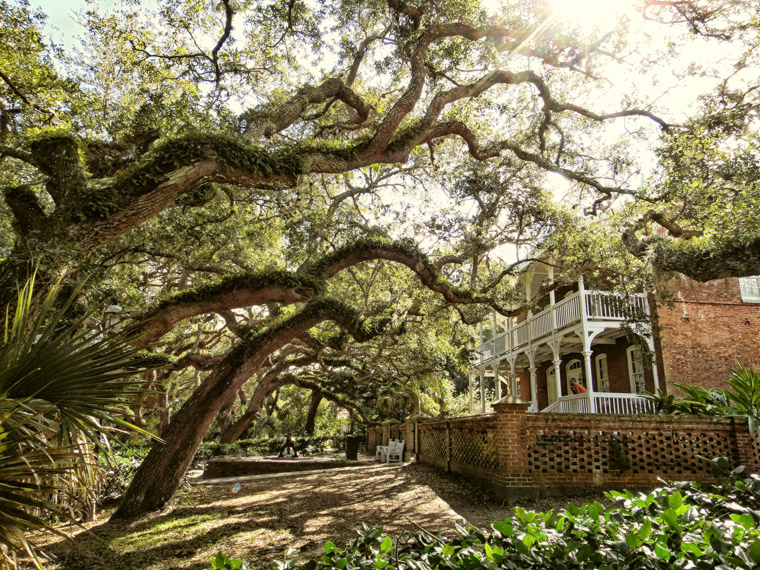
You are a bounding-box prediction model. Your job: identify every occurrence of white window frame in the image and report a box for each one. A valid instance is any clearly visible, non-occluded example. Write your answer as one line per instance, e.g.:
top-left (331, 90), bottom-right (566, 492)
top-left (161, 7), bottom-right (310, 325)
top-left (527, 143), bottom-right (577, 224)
top-left (627, 346), bottom-right (646, 394)
top-left (595, 354), bottom-right (610, 393)
top-left (739, 276), bottom-right (760, 303)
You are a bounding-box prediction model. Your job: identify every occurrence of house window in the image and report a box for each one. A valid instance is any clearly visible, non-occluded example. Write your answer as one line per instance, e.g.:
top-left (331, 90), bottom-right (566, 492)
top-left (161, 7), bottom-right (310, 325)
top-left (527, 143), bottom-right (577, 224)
top-left (627, 346), bottom-right (646, 394)
top-left (595, 354), bottom-right (610, 392)
top-left (566, 359), bottom-right (584, 393)
top-left (739, 276), bottom-right (760, 303)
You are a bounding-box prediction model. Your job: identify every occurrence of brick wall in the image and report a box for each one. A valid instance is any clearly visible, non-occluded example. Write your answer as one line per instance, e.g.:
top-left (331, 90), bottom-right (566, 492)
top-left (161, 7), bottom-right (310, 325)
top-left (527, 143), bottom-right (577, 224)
top-left (656, 276), bottom-right (760, 394)
top-left (367, 421), bottom-right (414, 460)
top-left (415, 403), bottom-right (760, 499)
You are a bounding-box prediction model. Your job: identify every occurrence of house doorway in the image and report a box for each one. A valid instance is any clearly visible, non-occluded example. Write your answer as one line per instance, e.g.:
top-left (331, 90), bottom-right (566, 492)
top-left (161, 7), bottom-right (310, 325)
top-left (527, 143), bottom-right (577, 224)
top-left (566, 359), bottom-right (584, 393)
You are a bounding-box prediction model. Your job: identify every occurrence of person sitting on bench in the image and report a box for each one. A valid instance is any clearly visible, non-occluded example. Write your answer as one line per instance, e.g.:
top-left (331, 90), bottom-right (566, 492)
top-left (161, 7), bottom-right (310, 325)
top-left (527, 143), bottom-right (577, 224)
top-left (278, 433), bottom-right (298, 457)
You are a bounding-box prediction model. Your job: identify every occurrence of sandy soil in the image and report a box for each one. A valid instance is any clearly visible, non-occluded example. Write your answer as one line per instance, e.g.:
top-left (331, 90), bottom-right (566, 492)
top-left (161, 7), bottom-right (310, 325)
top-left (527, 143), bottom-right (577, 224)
top-left (30, 461), bottom-right (607, 569)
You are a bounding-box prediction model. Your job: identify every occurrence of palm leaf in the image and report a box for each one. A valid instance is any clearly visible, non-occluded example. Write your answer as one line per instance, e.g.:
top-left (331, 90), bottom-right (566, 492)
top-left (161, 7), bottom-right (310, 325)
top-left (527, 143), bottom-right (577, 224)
top-left (0, 275), bottom-right (160, 567)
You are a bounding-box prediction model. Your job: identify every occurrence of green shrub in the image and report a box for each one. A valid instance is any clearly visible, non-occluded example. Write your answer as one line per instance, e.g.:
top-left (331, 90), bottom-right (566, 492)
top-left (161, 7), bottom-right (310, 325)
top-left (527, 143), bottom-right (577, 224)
top-left (260, 475), bottom-right (760, 569)
top-left (97, 445), bottom-right (151, 503)
top-left (190, 435), bottom-right (359, 469)
top-left (646, 362), bottom-right (760, 436)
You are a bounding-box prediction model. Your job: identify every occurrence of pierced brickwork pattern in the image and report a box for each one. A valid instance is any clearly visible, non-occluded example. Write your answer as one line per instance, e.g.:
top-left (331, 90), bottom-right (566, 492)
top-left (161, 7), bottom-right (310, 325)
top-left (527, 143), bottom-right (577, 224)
top-left (419, 426), bottom-right (448, 461)
top-left (450, 424), bottom-right (498, 470)
top-left (527, 428), bottom-right (736, 477)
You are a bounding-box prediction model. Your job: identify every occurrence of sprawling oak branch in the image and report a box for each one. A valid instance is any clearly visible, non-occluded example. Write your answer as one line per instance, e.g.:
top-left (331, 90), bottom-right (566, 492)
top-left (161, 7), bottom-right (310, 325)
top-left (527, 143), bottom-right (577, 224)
top-left (622, 212), bottom-right (760, 281)
top-left (129, 272), bottom-right (323, 347)
top-left (242, 79), bottom-right (370, 141)
top-left (112, 298), bottom-right (398, 519)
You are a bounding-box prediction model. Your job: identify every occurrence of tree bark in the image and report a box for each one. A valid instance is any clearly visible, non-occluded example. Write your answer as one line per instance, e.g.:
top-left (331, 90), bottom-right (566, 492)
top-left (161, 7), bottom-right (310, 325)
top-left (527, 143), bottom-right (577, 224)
top-left (303, 389), bottom-right (323, 435)
top-left (219, 377), bottom-right (289, 443)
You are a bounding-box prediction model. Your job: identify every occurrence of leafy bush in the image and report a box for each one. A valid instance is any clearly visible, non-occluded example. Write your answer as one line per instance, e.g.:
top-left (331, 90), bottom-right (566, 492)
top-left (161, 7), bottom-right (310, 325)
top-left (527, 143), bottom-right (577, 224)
top-left (256, 475), bottom-right (760, 569)
top-left (97, 445), bottom-right (151, 503)
top-left (191, 435), bottom-right (358, 468)
top-left (646, 362), bottom-right (760, 435)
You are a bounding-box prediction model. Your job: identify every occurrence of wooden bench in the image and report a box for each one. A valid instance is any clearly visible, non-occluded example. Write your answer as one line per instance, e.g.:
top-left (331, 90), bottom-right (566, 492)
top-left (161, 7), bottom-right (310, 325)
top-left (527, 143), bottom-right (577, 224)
top-left (376, 439), bottom-right (404, 463)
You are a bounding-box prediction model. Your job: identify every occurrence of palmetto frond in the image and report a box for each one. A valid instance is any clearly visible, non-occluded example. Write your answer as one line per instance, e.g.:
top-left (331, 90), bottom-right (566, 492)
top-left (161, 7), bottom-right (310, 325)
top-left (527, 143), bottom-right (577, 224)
top-left (0, 276), bottom-right (155, 567)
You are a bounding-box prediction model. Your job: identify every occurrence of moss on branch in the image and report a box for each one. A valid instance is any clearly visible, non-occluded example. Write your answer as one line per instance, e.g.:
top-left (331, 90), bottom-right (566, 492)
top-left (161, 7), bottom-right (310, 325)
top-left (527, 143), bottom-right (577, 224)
top-left (154, 270), bottom-right (326, 310)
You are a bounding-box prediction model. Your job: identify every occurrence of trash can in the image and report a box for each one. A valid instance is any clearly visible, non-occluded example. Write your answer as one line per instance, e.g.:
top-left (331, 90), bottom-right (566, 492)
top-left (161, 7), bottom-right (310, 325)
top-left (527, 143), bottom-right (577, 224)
top-left (345, 436), bottom-right (360, 460)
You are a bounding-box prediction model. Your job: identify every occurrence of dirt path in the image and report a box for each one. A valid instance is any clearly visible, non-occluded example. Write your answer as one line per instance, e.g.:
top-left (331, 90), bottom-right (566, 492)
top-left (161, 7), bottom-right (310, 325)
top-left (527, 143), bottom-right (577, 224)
top-left (34, 462), bottom-right (516, 569)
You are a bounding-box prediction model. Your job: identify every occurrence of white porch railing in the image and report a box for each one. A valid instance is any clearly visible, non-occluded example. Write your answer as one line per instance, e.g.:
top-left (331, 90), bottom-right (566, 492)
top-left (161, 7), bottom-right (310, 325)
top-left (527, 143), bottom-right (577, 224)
top-left (540, 392), bottom-right (655, 414)
top-left (477, 290), bottom-right (649, 364)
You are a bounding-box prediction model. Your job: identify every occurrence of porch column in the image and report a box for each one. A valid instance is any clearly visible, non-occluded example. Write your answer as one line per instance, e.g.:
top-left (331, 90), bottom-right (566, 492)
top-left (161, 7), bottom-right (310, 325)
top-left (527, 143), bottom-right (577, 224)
top-left (508, 358), bottom-right (518, 398)
top-left (582, 350), bottom-right (596, 413)
top-left (468, 373), bottom-right (474, 414)
top-left (527, 350), bottom-right (538, 409)
top-left (480, 368), bottom-right (486, 413)
top-left (492, 311), bottom-right (497, 360)
top-left (646, 337), bottom-right (661, 392)
top-left (529, 367), bottom-right (538, 410)
top-left (578, 275), bottom-right (596, 413)
top-left (494, 361), bottom-right (502, 401)
top-left (549, 267), bottom-right (557, 332)
top-left (553, 357), bottom-right (563, 401)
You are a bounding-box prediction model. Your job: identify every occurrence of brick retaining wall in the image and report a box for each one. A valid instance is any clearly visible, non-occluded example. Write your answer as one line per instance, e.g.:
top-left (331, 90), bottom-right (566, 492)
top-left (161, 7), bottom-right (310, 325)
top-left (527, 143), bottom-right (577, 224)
top-left (415, 402), bottom-right (760, 499)
top-left (203, 457), bottom-right (361, 478)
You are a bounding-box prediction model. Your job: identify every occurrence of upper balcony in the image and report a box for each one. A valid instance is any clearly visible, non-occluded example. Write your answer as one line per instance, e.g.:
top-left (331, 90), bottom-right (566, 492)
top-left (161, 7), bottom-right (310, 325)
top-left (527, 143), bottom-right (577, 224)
top-left (477, 289), bottom-right (649, 364)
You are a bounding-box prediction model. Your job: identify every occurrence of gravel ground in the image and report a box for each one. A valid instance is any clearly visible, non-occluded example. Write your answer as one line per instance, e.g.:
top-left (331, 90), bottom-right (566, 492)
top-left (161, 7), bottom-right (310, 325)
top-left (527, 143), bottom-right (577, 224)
top-left (30, 460), bottom-right (613, 569)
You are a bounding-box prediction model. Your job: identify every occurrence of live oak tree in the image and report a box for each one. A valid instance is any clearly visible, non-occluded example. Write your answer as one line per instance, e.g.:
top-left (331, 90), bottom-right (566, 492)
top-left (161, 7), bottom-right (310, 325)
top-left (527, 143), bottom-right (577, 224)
top-left (1, 0), bottom-right (759, 519)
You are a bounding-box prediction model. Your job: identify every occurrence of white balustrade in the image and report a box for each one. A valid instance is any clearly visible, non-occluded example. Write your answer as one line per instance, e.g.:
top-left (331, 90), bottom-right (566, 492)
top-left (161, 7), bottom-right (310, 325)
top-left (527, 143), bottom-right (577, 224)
top-left (477, 289), bottom-right (649, 367)
top-left (494, 333), bottom-right (507, 355)
top-left (595, 393), bottom-right (655, 414)
top-left (514, 321), bottom-right (530, 347)
top-left (553, 293), bottom-right (581, 328)
top-left (530, 309), bottom-right (552, 341)
top-left (541, 393), bottom-right (590, 414)
top-left (541, 392), bottom-right (654, 415)
top-left (585, 291), bottom-right (648, 320)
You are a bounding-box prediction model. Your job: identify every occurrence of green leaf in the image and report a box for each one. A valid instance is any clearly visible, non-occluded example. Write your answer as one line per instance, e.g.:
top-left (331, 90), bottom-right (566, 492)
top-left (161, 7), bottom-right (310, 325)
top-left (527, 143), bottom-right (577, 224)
top-left (662, 508), bottom-right (681, 531)
top-left (749, 540), bottom-right (760, 563)
top-left (654, 543), bottom-right (671, 560)
top-left (681, 542), bottom-right (702, 557)
top-left (380, 536), bottom-right (393, 554)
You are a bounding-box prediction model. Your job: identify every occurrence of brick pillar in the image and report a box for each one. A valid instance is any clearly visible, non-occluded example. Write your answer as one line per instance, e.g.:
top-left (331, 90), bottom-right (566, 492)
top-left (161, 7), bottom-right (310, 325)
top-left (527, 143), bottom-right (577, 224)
top-left (492, 400), bottom-right (533, 500)
top-left (414, 420), bottom-right (420, 462)
top-left (404, 417), bottom-right (415, 461)
top-left (382, 421), bottom-right (391, 446)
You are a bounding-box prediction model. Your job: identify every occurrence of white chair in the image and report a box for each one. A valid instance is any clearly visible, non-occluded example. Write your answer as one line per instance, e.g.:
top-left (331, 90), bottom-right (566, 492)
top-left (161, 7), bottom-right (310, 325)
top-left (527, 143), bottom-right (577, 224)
top-left (385, 440), bottom-right (405, 464)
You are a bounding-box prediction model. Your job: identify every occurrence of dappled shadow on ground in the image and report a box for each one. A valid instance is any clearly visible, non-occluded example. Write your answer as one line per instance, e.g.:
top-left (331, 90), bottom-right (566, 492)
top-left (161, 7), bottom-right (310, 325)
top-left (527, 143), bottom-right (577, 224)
top-left (30, 462), bottom-right (512, 570)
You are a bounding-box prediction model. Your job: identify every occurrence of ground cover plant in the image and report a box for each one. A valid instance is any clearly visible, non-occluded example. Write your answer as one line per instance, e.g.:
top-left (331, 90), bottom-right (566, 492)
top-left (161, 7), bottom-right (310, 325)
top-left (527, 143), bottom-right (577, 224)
top-left (265, 473), bottom-right (760, 569)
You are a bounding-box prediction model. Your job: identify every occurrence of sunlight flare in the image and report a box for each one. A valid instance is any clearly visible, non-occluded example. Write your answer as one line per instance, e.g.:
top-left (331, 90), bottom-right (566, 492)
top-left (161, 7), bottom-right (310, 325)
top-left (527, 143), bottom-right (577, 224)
top-left (547, 0), bottom-right (636, 32)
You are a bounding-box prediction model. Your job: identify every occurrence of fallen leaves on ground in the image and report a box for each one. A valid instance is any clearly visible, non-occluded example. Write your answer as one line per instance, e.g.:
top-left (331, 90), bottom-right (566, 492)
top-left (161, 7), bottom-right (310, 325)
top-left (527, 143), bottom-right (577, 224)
top-left (27, 461), bottom-right (611, 569)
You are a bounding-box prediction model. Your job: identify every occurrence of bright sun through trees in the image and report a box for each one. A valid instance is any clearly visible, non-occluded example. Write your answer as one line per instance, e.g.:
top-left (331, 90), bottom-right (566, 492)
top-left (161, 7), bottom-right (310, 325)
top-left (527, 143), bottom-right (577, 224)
top-left (546, 0), bottom-right (635, 31)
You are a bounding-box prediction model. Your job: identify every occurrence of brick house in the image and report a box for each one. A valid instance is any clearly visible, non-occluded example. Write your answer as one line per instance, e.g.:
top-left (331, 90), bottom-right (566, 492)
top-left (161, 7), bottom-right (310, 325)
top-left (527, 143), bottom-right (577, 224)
top-left (469, 263), bottom-right (760, 414)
